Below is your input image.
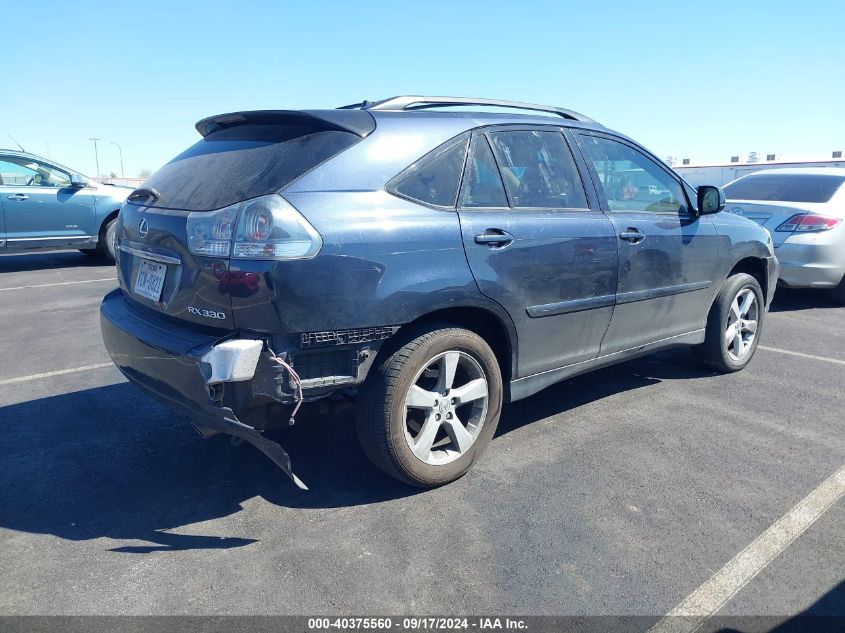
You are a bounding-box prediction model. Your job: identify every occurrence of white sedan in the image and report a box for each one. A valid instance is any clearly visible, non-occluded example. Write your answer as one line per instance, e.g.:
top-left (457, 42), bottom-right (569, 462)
top-left (723, 168), bottom-right (845, 304)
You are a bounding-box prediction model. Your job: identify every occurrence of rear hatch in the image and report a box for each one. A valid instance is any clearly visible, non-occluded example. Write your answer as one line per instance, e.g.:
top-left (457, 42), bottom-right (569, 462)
top-left (116, 202), bottom-right (237, 330)
top-left (115, 110), bottom-right (375, 331)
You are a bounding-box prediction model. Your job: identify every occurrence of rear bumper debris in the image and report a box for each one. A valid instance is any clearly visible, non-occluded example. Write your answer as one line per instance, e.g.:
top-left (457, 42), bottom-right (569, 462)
top-left (99, 289), bottom-right (307, 489)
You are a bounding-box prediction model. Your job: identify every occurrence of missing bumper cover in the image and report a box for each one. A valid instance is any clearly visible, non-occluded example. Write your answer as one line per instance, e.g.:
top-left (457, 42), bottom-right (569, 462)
top-left (300, 325), bottom-right (399, 349)
top-left (205, 407), bottom-right (308, 490)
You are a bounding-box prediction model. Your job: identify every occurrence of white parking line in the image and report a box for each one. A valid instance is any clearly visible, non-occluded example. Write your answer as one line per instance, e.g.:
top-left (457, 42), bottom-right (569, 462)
top-left (0, 363), bottom-right (115, 386)
top-left (649, 464), bottom-right (845, 633)
top-left (759, 345), bottom-right (845, 366)
top-left (0, 277), bottom-right (116, 292)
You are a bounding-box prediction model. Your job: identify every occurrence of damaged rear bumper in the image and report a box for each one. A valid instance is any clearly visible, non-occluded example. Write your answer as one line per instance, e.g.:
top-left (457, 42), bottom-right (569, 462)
top-left (99, 289), bottom-right (307, 489)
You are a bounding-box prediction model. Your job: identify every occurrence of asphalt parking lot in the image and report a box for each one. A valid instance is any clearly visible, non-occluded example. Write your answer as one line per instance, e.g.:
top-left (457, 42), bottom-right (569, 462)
top-left (0, 251), bottom-right (843, 625)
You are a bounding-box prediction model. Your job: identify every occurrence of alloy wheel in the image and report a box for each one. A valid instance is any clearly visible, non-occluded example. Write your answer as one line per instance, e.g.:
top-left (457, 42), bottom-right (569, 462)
top-left (725, 288), bottom-right (759, 361)
top-left (403, 350), bottom-right (489, 466)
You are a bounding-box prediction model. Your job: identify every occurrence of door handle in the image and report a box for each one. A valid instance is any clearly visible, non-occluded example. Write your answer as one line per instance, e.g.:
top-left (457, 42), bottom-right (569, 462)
top-left (6, 194), bottom-right (29, 201)
top-left (474, 229), bottom-right (514, 248)
top-left (619, 228), bottom-right (646, 244)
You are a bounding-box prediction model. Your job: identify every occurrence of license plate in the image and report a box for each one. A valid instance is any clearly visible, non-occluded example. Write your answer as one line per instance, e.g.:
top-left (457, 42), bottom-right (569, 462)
top-left (133, 259), bottom-right (167, 302)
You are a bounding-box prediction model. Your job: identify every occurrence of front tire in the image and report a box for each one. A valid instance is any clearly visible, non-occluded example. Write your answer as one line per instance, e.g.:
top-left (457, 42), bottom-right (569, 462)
top-left (356, 325), bottom-right (503, 487)
top-left (698, 273), bottom-right (765, 372)
top-left (102, 218), bottom-right (117, 262)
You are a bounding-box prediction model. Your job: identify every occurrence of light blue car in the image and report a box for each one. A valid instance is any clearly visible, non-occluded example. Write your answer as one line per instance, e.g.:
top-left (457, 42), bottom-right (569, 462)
top-left (0, 150), bottom-right (130, 261)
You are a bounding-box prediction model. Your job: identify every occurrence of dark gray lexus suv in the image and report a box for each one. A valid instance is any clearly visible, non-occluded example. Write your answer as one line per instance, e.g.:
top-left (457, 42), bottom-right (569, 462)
top-left (100, 96), bottom-right (778, 489)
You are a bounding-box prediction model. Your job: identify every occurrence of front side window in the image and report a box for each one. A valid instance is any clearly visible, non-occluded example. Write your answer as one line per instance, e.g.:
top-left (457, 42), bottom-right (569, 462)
top-left (578, 135), bottom-right (687, 214)
top-left (488, 130), bottom-right (587, 209)
top-left (723, 174), bottom-right (845, 203)
top-left (391, 137), bottom-right (469, 208)
top-left (459, 135), bottom-right (508, 208)
top-left (0, 156), bottom-right (70, 187)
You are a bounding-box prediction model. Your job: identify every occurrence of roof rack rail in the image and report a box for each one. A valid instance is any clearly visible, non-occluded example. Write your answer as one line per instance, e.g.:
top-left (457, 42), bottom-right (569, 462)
top-left (338, 96), bottom-right (598, 124)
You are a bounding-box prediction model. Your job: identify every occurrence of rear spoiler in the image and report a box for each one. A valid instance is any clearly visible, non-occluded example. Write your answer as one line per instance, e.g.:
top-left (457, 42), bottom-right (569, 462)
top-left (195, 109), bottom-right (376, 138)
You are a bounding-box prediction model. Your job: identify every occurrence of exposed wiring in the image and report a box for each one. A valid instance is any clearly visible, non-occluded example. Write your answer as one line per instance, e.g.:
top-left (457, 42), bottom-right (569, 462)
top-left (269, 353), bottom-right (304, 425)
top-left (302, 392), bottom-right (336, 403)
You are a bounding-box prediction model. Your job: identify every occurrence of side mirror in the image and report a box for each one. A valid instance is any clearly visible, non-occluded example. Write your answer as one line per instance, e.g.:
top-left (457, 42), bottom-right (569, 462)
top-left (697, 185), bottom-right (725, 215)
top-left (70, 174), bottom-right (87, 188)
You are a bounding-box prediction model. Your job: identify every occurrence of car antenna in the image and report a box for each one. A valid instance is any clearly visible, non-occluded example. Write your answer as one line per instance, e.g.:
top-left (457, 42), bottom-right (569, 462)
top-left (8, 134), bottom-right (26, 152)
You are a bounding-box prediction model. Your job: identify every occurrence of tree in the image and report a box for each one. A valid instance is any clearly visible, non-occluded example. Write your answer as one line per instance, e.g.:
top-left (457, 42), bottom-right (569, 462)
top-left (747, 152), bottom-right (759, 164)
top-left (665, 156), bottom-right (675, 167)
top-left (138, 168), bottom-right (151, 179)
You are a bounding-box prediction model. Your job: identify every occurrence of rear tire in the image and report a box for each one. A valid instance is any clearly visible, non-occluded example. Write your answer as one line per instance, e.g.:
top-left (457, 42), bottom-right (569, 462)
top-left (698, 273), bottom-right (765, 373)
top-left (831, 275), bottom-right (845, 306)
top-left (356, 324), bottom-right (503, 487)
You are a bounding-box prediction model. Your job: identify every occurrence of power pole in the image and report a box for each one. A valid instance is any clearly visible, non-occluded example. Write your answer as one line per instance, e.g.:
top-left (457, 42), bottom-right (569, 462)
top-left (111, 141), bottom-right (125, 178)
top-left (89, 137), bottom-right (101, 179)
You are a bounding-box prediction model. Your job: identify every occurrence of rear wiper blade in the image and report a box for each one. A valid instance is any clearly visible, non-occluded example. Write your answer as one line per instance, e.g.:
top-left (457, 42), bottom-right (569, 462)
top-left (127, 187), bottom-right (161, 203)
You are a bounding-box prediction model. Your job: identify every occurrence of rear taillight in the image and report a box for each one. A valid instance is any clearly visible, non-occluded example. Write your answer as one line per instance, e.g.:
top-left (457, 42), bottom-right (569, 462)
top-left (232, 196), bottom-right (322, 259)
top-left (186, 195), bottom-right (322, 260)
top-left (775, 214), bottom-right (842, 232)
top-left (186, 204), bottom-right (238, 256)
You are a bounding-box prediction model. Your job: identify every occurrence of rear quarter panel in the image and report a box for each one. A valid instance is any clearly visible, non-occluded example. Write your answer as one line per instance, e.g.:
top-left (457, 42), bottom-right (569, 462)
top-left (229, 191), bottom-right (499, 348)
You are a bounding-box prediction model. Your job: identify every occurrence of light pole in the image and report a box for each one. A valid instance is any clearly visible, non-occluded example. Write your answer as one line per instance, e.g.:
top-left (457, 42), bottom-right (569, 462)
top-left (89, 137), bottom-right (101, 180)
top-left (111, 141), bottom-right (125, 179)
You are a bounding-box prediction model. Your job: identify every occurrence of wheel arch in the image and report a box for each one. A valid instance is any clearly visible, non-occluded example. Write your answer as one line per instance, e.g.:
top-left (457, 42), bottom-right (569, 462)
top-left (98, 209), bottom-right (120, 244)
top-left (727, 256), bottom-right (770, 303)
top-left (397, 304), bottom-right (518, 383)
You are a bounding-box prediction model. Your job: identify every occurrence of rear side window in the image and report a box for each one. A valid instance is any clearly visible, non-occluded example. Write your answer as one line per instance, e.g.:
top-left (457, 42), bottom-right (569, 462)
top-left (459, 135), bottom-right (508, 208)
top-left (488, 130), bottom-right (587, 209)
top-left (390, 137), bottom-right (469, 208)
top-left (723, 174), bottom-right (845, 203)
top-left (139, 123), bottom-right (360, 211)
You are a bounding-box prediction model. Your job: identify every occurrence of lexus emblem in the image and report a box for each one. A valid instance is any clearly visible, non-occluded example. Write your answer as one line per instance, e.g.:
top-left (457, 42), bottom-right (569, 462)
top-left (138, 218), bottom-right (149, 238)
top-left (730, 206), bottom-right (744, 216)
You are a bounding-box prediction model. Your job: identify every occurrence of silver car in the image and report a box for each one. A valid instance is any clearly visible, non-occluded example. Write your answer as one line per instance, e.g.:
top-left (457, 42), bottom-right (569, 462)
top-left (723, 168), bottom-right (845, 303)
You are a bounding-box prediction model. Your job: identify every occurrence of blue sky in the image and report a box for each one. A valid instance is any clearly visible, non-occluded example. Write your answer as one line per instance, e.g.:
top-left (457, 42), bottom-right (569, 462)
top-left (2, 0), bottom-right (843, 177)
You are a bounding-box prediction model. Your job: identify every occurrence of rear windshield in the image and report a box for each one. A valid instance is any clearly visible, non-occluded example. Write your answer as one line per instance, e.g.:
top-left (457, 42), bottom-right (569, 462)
top-left (723, 174), bottom-right (845, 203)
top-left (138, 123), bottom-right (359, 211)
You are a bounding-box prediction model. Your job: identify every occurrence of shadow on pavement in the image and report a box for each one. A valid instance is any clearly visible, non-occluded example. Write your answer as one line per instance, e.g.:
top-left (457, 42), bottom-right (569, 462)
top-left (800, 578), bottom-right (845, 616)
top-left (0, 382), bottom-right (412, 553)
top-left (713, 579), bottom-right (845, 632)
top-left (495, 359), bottom-right (669, 436)
top-left (769, 287), bottom-right (841, 313)
top-left (769, 578), bottom-right (845, 630)
top-left (0, 350), bottom-right (695, 553)
top-left (0, 250), bottom-right (112, 273)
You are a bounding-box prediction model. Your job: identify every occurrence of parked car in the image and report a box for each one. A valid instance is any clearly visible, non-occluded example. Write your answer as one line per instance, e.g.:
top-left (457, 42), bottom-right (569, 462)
top-left (0, 150), bottom-right (128, 260)
top-left (723, 168), bottom-right (845, 303)
top-left (100, 96), bottom-right (778, 489)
